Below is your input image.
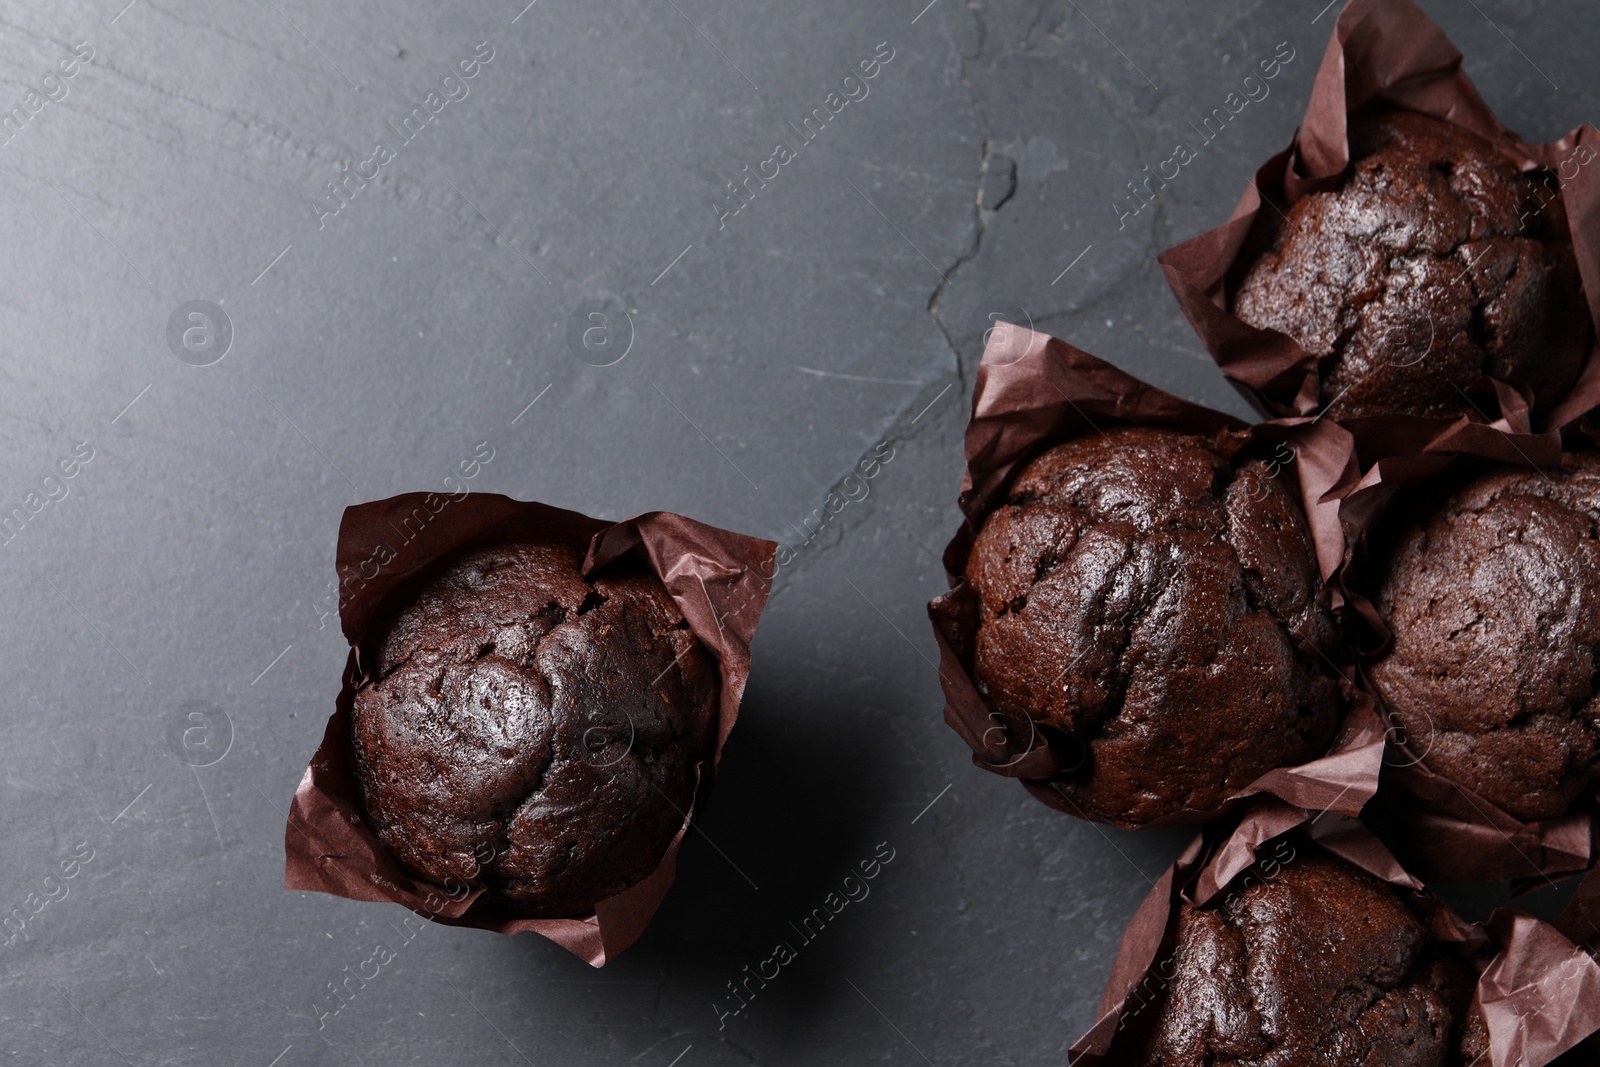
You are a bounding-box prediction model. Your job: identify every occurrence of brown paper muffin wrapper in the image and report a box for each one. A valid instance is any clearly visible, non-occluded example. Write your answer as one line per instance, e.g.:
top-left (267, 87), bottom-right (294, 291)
top-left (927, 324), bottom-right (1382, 829)
top-left (1068, 799), bottom-right (1600, 1067)
top-left (1158, 0), bottom-right (1600, 442)
top-left (1368, 762), bottom-right (1594, 885)
top-left (1554, 806), bottom-right (1600, 955)
top-left (284, 493), bottom-right (776, 967)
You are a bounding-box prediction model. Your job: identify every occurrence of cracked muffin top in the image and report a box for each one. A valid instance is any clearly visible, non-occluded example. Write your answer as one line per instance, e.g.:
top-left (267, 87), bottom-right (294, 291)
top-left (349, 540), bottom-right (718, 918)
top-left (1234, 109), bottom-right (1587, 419)
top-left (1369, 454), bottom-right (1600, 821)
top-left (965, 427), bottom-right (1340, 827)
top-left (1137, 850), bottom-right (1474, 1067)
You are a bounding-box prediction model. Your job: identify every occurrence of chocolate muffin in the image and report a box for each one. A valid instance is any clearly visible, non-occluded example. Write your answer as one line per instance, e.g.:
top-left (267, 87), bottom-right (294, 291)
top-left (966, 427), bottom-right (1340, 826)
top-left (1234, 109), bottom-right (1587, 419)
top-left (1369, 455), bottom-right (1600, 821)
top-left (1137, 849), bottom-right (1473, 1067)
top-left (349, 540), bottom-right (719, 918)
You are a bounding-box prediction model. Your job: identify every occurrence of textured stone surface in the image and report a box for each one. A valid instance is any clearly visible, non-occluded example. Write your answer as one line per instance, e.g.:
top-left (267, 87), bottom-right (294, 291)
top-left (2, 0), bottom-right (1594, 1063)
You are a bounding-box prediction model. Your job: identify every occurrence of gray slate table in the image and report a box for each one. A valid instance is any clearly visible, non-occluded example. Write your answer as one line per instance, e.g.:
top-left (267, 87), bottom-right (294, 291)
top-left (3, 0), bottom-right (1595, 1063)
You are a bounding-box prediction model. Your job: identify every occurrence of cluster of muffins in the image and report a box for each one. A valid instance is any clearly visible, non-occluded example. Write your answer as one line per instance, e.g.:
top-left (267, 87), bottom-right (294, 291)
top-left (952, 108), bottom-right (1597, 839)
top-left (948, 356), bottom-right (1600, 1066)
top-left (933, 2), bottom-right (1600, 1063)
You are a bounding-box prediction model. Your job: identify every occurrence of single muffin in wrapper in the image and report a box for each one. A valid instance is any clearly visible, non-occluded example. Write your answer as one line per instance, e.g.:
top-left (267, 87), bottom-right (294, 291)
top-left (1069, 799), bottom-right (1600, 1067)
top-left (284, 493), bottom-right (775, 966)
top-left (1160, 0), bottom-right (1600, 444)
top-left (928, 323), bottom-right (1384, 829)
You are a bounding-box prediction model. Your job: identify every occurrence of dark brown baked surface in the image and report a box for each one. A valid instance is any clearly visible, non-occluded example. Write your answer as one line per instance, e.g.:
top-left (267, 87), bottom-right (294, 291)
top-left (1370, 455), bottom-right (1600, 821)
top-left (349, 540), bottom-right (718, 918)
top-left (1234, 109), bottom-right (1587, 419)
top-left (1138, 850), bottom-right (1472, 1067)
top-left (965, 426), bottom-right (1339, 826)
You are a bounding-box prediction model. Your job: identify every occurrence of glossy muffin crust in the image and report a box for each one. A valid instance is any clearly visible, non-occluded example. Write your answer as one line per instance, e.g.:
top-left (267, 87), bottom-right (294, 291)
top-left (350, 540), bottom-right (718, 917)
top-left (1138, 851), bottom-right (1472, 1067)
top-left (966, 427), bottom-right (1339, 826)
top-left (1235, 110), bottom-right (1587, 418)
